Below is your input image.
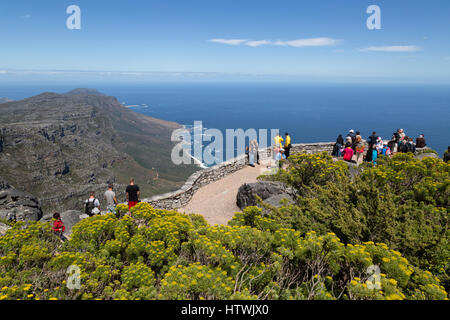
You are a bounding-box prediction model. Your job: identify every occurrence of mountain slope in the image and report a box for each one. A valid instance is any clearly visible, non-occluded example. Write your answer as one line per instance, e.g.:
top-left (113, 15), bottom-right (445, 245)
top-left (0, 89), bottom-right (198, 213)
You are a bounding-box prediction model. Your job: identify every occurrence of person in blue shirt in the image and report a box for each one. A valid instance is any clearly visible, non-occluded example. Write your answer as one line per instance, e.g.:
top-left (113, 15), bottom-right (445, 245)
top-left (372, 147), bottom-right (378, 165)
top-left (276, 148), bottom-right (287, 168)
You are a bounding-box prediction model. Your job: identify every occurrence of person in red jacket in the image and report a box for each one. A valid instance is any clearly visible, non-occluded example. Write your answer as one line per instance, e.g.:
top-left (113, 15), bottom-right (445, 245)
top-left (52, 212), bottom-right (66, 240)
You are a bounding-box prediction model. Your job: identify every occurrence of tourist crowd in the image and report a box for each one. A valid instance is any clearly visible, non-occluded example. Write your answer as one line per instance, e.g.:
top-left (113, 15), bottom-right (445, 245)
top-left (332, 128), bottom-right (426, 165)
top-left (50, 130), bottom-right (448, 240)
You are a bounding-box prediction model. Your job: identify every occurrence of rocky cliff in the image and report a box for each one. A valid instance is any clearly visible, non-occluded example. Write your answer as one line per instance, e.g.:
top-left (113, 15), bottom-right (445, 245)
top-left (0, 176), bottom-right (43, 221)
top-left (0, 89), bottom-right (197, 214)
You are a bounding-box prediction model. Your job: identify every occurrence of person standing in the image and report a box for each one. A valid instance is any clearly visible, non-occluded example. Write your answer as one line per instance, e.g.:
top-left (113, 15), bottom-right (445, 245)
top-left (333, 134), bottom-right (344, 157)
top-left (367, 132), bottom-right (378, 148)
top-left (284, 133), bottom-right (292, 159)
top-left (375, 137), bottom-right (384, 153)
top-left (274, 134), bottom-right (284, 149)
top-left (444, 147), bottom-right (450, 163)
top-left (399, 137), bottom-right (409, 153)
top-left (345, 136), bottom-right (352, 148)
top-left (381, 143), bottom-right (391, 157)
top-left (104, 184), bottom-right (118, 216)
top-left (249, 139), bottom-right (259, 166)
top-left (388, 134), bottom-right (398, 154)
top-left (406, 137), bottom-right (416, 153)
top-left (346, 129), bottom-right (355, 140)
top-left (273, 133), bottom-right (284, 162)
top-left (354, 136), bottom-right (365, 165)
top-left (85, 191), bottom-right (100, 216)
top-left (245, 146), bottom-right (251, 166)
top-left (52, 212), bottom-right (66, 241)
top-left (372, 147), bottom-right (379, 165)
top-left (126, 178), bottom-right (140, 211)
top-left (352, 131), bottom-right (361, 152)
top-left (398, 129), bottom-right (406, 141)
top-left (246, 146), bottom-right (255, 167)
top-left (276, 148), bottom-right (287, 169)
top-left (416, 134), bottom-right (426, 148)
top-left (346, 130), bottom-right (356, 145)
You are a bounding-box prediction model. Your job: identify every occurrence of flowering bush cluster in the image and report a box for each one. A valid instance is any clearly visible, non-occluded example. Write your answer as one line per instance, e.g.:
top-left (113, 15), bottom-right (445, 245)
top-left (159, 263), bottom-right (238, 299)
top-left (263, 152), bottom-right (348, 195)
top-left (261, 152), bottom-right (449, 291)
top-left (0, 153), bottom-right (447, 300)
top-left (0, 205), bottom-right (447, 300)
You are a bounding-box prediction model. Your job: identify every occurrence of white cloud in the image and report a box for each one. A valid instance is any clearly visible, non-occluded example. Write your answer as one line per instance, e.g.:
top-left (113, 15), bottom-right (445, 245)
top-left (360, 45), bottom-right (422, 52)
top-left (245, 40), bottom-right (271, 47)
top-left (21, 14), bottom-right (31, 19)
top-left (273, 37), bottom-right (341, 47)
top-left (209, 37), bottom-right (341, 48)
top-left (209, 38), bottom-right (247, 45)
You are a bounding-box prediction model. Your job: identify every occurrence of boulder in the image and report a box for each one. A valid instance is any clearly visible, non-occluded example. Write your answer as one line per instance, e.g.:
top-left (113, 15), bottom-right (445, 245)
top-left (236, 181), bottom-right (294, 210)
top-left (0, 222), bottom-right (11, 237)
top-left (415, 152), bottom-right (439, 160)
top-left (263, 193), bottom-right (295, 208)
top-left (0, 177), bottom-right (43, 221)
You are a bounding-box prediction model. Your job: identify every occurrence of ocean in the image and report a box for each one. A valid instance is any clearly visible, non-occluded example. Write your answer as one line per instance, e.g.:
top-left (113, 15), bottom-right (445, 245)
top-left (1, 83), bottom-right (449, 161)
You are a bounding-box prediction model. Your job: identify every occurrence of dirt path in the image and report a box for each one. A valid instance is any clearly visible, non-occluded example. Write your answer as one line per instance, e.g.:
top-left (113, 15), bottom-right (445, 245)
top-left (178, 163), bottom-right (269, 225)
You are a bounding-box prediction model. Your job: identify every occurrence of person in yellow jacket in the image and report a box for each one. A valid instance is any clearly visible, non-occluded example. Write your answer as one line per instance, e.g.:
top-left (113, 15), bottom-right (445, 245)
top-left (284, 133), bottom-right (292, 158)
top-left (274, 134), bottom-right (284, 148)
top-left (273, 134), bottom-right (284, 158)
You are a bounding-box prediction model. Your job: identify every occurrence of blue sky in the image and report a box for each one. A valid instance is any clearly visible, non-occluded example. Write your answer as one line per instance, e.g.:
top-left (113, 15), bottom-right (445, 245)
top-left (0, 0), bottom-right (449, 83)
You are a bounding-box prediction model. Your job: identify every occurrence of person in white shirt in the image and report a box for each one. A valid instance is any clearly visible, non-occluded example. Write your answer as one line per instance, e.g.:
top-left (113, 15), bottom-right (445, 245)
top-left (85, 191), bottom-right (101, 216)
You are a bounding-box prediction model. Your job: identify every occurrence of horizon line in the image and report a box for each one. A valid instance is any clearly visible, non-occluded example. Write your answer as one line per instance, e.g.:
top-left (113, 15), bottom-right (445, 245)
top-left (0, 68), bottom-right (449, 86)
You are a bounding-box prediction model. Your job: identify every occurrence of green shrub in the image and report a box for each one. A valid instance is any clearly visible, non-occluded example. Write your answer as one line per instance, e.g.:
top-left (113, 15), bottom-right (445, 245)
top-left (259, 152), bottom-right (449, 290)
top-left (0, 156), bottom-right (447, 300)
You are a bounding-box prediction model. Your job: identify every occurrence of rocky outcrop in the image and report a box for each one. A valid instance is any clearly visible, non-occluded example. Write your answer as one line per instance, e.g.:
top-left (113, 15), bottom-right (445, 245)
top-left (415, 152), bottom-right (440, 160)
top-left (261, 193), bottom-right (295, 208)
top-left (0, 89), bottom-right (197, 214)
top-left (0, 177), bottom-right (43, 221)
top-left (0, 223), bottom-right (11, 237)
top-left (236, 181), bottom-right (294, 210)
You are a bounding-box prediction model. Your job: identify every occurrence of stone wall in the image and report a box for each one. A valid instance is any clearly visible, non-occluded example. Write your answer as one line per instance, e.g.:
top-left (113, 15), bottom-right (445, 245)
top-left (141, 142), bottom-right (335, 210)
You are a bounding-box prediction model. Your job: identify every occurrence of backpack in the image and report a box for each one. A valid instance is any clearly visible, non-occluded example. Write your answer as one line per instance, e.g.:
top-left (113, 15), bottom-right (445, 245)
top-left (356, 144), bottom-right (365, 153)
top-left (85, 199), bottom-right (97, 216)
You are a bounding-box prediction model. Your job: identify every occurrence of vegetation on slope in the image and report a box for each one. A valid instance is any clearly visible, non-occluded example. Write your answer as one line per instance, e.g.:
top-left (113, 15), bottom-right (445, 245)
top-left (0, 153), bottom-right (448, 300)
top-left (253, 152), bottom-right (449, 290)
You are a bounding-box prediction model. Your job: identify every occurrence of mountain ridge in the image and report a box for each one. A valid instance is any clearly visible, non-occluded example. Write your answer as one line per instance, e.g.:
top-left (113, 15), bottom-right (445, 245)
top-left (0, 89), bottom-right (198, 213)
